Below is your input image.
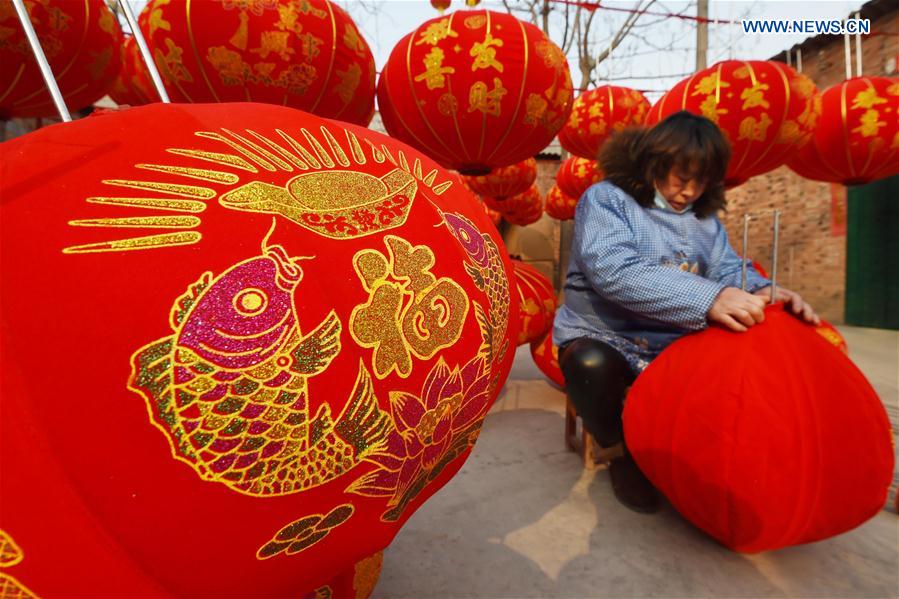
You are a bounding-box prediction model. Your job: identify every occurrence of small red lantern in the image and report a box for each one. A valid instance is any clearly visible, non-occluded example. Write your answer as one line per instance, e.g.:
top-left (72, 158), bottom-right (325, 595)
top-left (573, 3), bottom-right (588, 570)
top-left (544, 184), bottom-right (578, 220)
top-left (530, 331), bottom-right (564, 388)
top-left (624, 305), bottom-right (893, 553)
top-left (138, 0), bottom-right (376, 125)
top-left (431, 0), bottom-right (452, 12)
top-left (109, 35), bottom-right (157, 107)
top-left (648, 61), bottom-right (820, 187)
top-left (0, 0), bottom-right (122, 118)
top-left (512, 259), bottom-right (556, 345)
top-left (501, 184), bottom-right (543, 227)
top-left (1, 102), bottom-right (518, 595)
top-left (464, 158), bottom-right (537, 199)
top-left (556, 156), bottom-right (604, 199)
top-left (787, 77), bottom-right (899, 185)
top-left (377, 10), bottom-right (573, 174)
top-left (559, 86), bottom-right (650, 159)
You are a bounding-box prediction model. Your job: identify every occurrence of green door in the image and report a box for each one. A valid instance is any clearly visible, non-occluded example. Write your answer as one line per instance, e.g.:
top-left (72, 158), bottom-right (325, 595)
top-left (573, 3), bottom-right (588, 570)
top-left (845, 174), bottom-right (899, 329)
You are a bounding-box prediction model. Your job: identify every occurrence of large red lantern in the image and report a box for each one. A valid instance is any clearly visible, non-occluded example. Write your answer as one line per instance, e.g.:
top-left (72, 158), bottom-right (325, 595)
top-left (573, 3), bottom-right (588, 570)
top-left (556, 156), bottom-right (604, 199)
top-left (0, 0), bottom-right (122, 118)
top-left (512, 260), bottom-right (556, 345)
top-left (0, 102), bottom-right (518, 596)
top-left (500, 184), bottom-right (543, 227)
top-left (648, 61), bottom-right (820, 187)
top-left (623, 305), bottom-right (893, 553)
top-left (530, 330), bottom-right (564, 388)
top-left (559, 86), bottom-right (650, 159)
top-left (109, 35), bottom-right (157, 107)
top-left (377, 10), bottom-right (573, 174)
top-left (544, 183), bottom-right (578, 220)
top-left (787, 77), bottom-right (899, 185)
top-left (137, 0), bottom-right (376, 125)
top-left (464, 157), bottom-right (537, 199)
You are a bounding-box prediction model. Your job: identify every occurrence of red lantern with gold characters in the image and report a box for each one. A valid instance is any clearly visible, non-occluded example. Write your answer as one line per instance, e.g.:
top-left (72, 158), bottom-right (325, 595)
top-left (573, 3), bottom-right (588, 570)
top-left (0, 102), bottom-right (519, 597)
top-left (500, 184), bottom-right (543, 227)
top-left (109, 35), bottom-right (158, 107)
top-left (0, 0), bottom-right (122, 118)
top-left (787, 77), bottom-right (899, 185)
top-left (137, 0), bottom-right (376, 125)
top-left (512, 259), bottom-right (556, 345)
top-left (559, 86), bottom-right (650, 159)
top-left (556, 156), bottom-right (604, 199)
top-left (530, 331), bottom-right (564, 388)
top-left (464, 157), bottom-right (537, 199)
top-left (648, 61), bottom-right (820, 187)
top-left (377, 10), bottom-right (573, 174)
top-left (544, 183), bottom-right (578, 221)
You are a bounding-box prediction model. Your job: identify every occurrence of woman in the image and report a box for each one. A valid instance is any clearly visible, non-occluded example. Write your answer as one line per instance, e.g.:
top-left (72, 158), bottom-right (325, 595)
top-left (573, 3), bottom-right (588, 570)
top-left (553, 111), bottom-right (820, 513)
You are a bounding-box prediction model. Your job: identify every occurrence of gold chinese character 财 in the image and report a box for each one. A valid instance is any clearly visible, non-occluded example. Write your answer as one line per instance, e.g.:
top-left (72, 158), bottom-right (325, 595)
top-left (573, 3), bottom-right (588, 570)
top-left (468, 78), bottom-right (507, 116)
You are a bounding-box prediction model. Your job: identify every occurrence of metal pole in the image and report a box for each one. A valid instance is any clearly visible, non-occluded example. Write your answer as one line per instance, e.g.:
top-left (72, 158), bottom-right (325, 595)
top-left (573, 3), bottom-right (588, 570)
top-left (844, 25), bottom-right (853, 79)
top-left (770, 210), bottom-right (780, 303)
top-left (696, 0), bottom-right (708, 70)
top-left (786, 49), bottom-right (792, 68)
top-left (117, 0), bottom-right (170, 103)
top-left (741, 214), bottom-right (750, 291)
top-left (12, 0), bottom-right (71, 122)
top-left (854, 11), bottom-right (863, 76)
top-left (797, 48), bottom-right (802, 72)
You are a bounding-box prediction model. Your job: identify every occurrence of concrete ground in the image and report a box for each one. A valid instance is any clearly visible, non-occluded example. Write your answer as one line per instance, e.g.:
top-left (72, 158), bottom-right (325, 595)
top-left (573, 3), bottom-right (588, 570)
top-left (374, 327), bottom-right (899, 599)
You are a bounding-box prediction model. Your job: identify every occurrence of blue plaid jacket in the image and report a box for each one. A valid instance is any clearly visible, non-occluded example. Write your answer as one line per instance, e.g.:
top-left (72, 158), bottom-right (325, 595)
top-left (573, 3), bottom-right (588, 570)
top-left (553, 181), bottom-right (770, 373)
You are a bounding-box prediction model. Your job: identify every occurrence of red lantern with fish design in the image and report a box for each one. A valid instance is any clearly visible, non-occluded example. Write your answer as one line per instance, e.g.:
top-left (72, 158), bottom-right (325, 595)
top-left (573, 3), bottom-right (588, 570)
top-left (511, 259), bottom-right (556, 345)
top-left (0, 0), bottom-right (122, 118)
top-left (500, 184), bottom-right (543, 227)
top-left (647, 61), bottom-right (820, 187)
top-left (137, 0), bottom-right (376, 125)
top-left (787, 77), bottom-right (899, 185)
top-left (555, 156), bottom-right (603, 199)
top-left (464, 158), bottom-right (537, 199)
top-left (377, 10), bottom-right (573, 175)
top-left (109, 35), bottom-right (158, 107)
top-left (559, 86), bottom-right (650, 159)
top-left (529, 330), bottom-right (564, 388)
top-left (0, 103), bottom-right (518, 596)
top-left (544, 183), bottom-right (577, 221)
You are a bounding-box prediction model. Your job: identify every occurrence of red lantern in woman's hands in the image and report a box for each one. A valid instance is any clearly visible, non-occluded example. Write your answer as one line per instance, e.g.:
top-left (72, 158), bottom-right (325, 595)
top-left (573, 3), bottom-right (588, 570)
top-left (530, 331), bottom-right (564, 387)
top-left (512, 260), bottom-right (556, 345)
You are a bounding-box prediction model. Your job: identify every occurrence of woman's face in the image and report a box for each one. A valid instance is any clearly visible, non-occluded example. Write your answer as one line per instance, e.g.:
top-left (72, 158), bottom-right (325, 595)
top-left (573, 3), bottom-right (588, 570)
top-left (656, 167), bottom-right (707, 212)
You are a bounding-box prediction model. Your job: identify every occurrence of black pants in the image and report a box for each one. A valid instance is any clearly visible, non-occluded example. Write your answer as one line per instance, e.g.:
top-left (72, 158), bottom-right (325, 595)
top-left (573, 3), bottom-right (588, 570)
top-left (559, 338), bottom-right (636, 448)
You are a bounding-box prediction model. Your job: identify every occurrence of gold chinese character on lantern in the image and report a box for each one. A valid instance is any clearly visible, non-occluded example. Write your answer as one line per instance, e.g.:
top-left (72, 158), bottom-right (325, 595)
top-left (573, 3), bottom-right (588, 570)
top-left (740, 81), bottom-right (770, 110)
top-left (414, 47), bottom-right (456, 90)
top-left (468, 78), bottom-right (507, 116)
top-left (470, 33), bottom-right (503, 72)
top-left (350, 236), bottom-right (469, 379)
top-left (738, 113), bottom-right (773, 141)
top-left (415, 18), bottom-right (459, 46)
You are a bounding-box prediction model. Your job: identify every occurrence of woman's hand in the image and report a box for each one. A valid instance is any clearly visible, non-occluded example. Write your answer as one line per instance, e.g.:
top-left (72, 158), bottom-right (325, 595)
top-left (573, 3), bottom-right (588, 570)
top-left (754, 286), bottom-right (821, 325)
top-left (708, 287), bottom-right (768, 332)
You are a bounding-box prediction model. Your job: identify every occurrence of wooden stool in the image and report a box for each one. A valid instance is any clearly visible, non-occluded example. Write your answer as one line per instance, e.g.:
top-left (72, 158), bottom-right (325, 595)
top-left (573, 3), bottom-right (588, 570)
top-left (564, 398), bottom-right (623, 469)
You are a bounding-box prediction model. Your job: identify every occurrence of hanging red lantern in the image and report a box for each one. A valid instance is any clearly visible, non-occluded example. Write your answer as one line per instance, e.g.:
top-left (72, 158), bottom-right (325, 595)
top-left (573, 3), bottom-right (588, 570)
top-left (377, 10), bottom-right (573, 174)
top-left (501, 184), bottom-right (543, 227)
top-left (466, 0), bottom-right (482, 6)
top-left (623, 304), bottom-right (893, 553)
top-left (544, 183), bottom-right (578, 220)
top-left (647, 61), bottom-right (820, 187)
top-left (559, 86), bottom-right (650, 159)
top-left (530, 331), bottom-right (564, 388)
top-left (109, 35), bottom-right (158, 107)
top-left (137, 0), bottom-right (376, 125)
top-left (512, 259), bottom-right (556, 345)
top-left (0, 102), bottom-right (518, 596)
top-left (0, 0), bottom-right (122, 118)
top-left (464, 157), bottom-right (537, 199)
top-left (787, 77), bottom-right (899, 185)
top-left (555, 156), bottom-right (604, 199)
top-left (431, 0), bottom-right (452, 12)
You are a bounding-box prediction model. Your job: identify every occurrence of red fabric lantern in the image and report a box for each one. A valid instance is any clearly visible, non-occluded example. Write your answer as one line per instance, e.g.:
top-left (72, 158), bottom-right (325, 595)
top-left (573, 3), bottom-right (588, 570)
top-left (556, 156), bottom-right (604, 199)
top-left (530, 331), bottom-right (564, 388)
top-left (0, 102), bottom-right (518, 596)
top-left (0, 0), bottom-right (122, 118)
top-left (648, 61), bottom-right (820, 187)
top-left (464, 157), bottom-right (537, 199)
top-left (787, 77), bottom-right (899, 185)
top-left (559, 86), bottom-right (650, 159)
top-left (500, 184), bottom-right (543, 227)
top-left (623, 304), bottom-right (893, 553)
top-left (512, 260), bottom-right (556, 345)
top-left (137, 0), bottom-right (376, 125)
top-left (544, 183), bottom-right (578, 221)
top-left (431, 0), bottom-right (452, 12)
top-left (304, 551), bottom-right (382, 599)
top-left (109, 35), bottom-right (158, 107)
top-left (377, 10), bottom-right (573, 174)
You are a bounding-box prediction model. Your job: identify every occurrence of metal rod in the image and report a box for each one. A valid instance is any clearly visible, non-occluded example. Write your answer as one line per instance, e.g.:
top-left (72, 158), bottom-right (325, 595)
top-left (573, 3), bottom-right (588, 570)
top-left (797, 48), bottom-right (802, 72)
top-left (770, 210), bottom-right (780, 303)
top-left (855, 11), bottom-right (863, 76)
top-left (786, 49), bottom-right (792, 67)
top-left (741, 214), bottom-right (750, 291)
top-left (12, 0), bottom-right (71, 122)
top-left (117, 0), bottom-right (170, 103)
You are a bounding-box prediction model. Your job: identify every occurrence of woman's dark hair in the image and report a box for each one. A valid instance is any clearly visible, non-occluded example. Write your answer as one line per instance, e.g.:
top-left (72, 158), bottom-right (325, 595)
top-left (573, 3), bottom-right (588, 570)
top-left (598, 111), bottom-right (731, 218)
